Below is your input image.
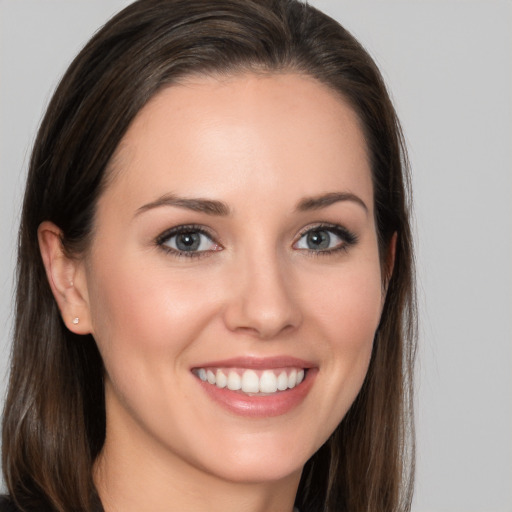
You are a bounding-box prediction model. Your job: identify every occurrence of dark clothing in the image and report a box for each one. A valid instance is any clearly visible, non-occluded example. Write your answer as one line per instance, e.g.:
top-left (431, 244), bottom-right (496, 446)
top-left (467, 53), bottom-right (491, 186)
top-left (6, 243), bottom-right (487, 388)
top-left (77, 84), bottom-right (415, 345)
top-left (0, 496), bottom-right (104, 512)
top-left (0, 497), bottom-right (20, 512)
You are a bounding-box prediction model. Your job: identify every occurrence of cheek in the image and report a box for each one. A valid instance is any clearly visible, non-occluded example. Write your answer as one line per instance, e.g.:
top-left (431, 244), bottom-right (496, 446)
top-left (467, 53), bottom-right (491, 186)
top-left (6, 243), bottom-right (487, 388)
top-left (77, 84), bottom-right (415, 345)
top-left (308, 259), bottom-right (383, 344)
top-left (85, 252), bottom-right (220, 373)
top-left (303, 257), bottom-right (383, 410)
top-left (335, 267), bottom-right (382, 373)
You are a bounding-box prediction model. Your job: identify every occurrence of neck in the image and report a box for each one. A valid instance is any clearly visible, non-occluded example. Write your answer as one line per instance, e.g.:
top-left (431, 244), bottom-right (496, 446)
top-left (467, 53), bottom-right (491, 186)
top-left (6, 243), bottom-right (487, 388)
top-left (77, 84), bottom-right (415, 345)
top-left (94, 448), bottom-right (300, 512)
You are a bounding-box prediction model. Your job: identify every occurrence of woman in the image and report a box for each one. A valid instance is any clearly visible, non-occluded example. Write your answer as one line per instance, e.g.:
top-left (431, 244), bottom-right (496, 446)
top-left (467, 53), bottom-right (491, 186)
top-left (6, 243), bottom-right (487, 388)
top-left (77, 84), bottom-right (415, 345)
top-left (1, 1), bottom-right (416, 511)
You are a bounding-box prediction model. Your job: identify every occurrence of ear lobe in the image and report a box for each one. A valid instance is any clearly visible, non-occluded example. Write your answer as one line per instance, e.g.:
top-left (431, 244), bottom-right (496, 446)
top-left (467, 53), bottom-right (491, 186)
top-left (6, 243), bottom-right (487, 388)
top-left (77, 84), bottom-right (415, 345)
top-left (38, 221), bottom-right (92, 334)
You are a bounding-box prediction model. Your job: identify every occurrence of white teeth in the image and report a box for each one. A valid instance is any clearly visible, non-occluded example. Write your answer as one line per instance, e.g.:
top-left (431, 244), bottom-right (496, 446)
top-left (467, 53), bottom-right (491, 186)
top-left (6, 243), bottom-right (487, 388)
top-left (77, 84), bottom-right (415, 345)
top-left (288, 369), bottom-right (297, 389)
top-left (206, 370), bottom-right (216, 384)
top-left (259, 370), bottom-right (278, 393)
top-left (227, 371), bottom-right (242, 391)
top-left (277, 371), bottom-right (288, 391)
top-left (216, 369), bottom-right (227, 388)
top-left (241, 370), bottom-right (259, 393)
top-left (196, 367), bottom-right (307, 394)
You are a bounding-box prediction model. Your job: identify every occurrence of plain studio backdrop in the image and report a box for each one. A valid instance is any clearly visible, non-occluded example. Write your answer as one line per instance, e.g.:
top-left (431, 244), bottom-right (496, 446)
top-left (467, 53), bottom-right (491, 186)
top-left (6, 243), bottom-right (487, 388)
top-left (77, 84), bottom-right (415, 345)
top-left (0, 1), bottom-right (511, 511)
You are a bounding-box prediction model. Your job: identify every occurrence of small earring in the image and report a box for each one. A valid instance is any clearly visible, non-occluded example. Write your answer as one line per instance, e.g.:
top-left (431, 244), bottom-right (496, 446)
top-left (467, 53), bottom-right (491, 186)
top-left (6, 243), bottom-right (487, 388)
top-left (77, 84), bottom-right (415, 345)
top-left (72, 317), bottom-right (79, 325)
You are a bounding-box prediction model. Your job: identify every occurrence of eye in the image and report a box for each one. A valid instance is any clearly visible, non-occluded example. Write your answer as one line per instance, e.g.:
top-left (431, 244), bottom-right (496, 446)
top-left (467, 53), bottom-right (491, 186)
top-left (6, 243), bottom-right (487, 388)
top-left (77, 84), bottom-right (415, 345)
top-left (157, 226), bottom-right (221, 256)
top-left (294, 225), bottom-right (357, 253)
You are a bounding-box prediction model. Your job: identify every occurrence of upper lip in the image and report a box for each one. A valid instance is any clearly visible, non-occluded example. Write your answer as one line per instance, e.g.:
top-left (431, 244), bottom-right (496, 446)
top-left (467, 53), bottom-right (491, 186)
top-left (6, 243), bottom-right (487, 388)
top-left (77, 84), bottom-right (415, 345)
top-left (191, 355), bottom-right (315, 370)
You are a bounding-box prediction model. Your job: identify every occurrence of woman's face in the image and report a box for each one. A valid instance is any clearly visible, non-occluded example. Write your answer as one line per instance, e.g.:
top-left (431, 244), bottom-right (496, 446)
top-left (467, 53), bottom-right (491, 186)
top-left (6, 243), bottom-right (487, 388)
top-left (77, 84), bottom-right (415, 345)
top-left (81, 73), bottom-right (386, 485)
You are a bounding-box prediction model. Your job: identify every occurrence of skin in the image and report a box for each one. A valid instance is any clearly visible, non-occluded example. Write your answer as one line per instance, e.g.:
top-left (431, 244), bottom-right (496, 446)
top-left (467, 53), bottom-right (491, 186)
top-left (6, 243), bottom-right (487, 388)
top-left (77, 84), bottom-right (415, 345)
top-left (39, 73), bottom-right (390, 512)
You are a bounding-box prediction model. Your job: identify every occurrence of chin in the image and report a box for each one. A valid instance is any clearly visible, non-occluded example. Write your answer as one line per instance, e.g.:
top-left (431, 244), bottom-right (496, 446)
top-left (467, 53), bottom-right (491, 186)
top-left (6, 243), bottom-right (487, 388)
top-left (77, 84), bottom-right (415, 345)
top-left (187, 430), bottom-right (318, 485)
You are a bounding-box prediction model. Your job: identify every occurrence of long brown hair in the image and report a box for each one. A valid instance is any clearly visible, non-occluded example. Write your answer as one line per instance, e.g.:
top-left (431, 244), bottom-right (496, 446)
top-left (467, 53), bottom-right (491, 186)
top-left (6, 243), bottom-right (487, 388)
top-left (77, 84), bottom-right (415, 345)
top-left (2, 1), bottom-right (416, 511)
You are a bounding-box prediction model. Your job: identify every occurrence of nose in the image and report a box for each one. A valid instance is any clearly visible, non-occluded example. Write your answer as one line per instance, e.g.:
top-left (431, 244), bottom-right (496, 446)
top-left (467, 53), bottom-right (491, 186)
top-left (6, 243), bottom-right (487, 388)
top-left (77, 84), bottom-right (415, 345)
top-left (222, 250), bottom-right (303, 339)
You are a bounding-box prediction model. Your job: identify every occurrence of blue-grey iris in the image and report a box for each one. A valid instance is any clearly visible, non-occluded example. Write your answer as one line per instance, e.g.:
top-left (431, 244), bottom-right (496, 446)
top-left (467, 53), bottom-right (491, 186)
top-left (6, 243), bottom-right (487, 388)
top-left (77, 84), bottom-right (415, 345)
top-left (176, 232), bottom-right (201, 251)
top-left (307, 230), bottom-right (330, 250)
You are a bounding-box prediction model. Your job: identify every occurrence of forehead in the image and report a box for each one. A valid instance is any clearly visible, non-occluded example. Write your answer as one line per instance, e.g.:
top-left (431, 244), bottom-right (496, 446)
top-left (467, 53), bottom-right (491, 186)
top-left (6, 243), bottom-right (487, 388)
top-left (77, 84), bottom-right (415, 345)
top-left (103, 72), bottom-right (372, 215)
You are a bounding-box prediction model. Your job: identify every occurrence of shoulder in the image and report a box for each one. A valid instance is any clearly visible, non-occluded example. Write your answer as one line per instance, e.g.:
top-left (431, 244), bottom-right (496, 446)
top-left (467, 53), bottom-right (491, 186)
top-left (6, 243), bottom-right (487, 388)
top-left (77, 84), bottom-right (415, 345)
top-left (0, 497), bottom-right (20, 512)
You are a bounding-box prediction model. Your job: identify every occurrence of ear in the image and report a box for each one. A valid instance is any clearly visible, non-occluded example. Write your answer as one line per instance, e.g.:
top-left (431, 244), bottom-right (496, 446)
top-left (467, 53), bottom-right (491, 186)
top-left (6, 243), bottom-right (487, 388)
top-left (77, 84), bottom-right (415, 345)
top-left (38, 221), bottom-right (92, 334)
top-left (382, 232), bottom-right (397, 296)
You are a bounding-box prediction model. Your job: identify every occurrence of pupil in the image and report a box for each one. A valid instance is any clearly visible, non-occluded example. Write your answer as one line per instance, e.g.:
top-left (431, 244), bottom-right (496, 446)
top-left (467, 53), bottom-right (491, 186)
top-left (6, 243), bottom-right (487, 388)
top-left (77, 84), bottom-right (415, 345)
top-left (176, 232), bottom-right (200, 251)
top-left (307, 230), bottom-right (330, 250)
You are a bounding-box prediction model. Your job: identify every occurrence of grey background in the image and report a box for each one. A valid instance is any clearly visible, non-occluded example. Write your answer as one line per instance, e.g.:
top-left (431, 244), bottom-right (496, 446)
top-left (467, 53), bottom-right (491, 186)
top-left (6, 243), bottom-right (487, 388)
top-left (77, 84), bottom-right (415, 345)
top-left (1, 1), bottom-right (511, 511)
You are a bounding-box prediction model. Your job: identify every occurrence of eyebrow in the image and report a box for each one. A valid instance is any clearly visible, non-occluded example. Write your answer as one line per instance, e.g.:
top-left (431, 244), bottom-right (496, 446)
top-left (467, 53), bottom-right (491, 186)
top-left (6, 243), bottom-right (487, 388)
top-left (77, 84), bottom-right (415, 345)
top-left (136, 193), bottom-right (231, 216)
top-left (136, 191), bottom-right (368, 217)
top-left (296, 192), bottom-right (368, 213)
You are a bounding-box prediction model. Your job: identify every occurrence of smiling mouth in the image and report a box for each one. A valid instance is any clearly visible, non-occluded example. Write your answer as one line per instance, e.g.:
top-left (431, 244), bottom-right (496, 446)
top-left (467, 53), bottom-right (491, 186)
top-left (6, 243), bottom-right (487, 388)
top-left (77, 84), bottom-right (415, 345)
top-left (192, 367), bottom-right (306, 395)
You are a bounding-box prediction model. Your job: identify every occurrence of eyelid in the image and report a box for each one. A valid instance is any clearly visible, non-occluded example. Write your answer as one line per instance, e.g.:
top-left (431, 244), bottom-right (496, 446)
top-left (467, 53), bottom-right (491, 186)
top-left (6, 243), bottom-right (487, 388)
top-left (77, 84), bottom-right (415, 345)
top-left (293, 222), bottom-right (358, 252)
top-left (154, 222), bottom-right (357, 258)
top-left (156, 224), bottom-right (215, 244)
top-left (295, 222), bottom-right (356, 240)
top-left (156, 224), bottom-right (222, 257)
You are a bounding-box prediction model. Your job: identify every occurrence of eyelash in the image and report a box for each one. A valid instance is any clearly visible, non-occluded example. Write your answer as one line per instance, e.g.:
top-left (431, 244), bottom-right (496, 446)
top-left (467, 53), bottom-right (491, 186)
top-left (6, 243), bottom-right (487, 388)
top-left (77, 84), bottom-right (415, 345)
top-left (156, 224), bottom-right (220, 259)
top-left (294, 223), bottom-right (358, 257)
top-left (155, 223), bottom-right (358, 259)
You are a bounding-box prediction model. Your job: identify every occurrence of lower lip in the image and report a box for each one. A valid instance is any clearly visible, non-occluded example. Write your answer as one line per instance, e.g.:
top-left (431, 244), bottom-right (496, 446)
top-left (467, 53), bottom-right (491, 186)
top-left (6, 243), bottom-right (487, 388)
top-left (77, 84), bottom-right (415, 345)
top-left (196, 369), bottom-right (317, 418)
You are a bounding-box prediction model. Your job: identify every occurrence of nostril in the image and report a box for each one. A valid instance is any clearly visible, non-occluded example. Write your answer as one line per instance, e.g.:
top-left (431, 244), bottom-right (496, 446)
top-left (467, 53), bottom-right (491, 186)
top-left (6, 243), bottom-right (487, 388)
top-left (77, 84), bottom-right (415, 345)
top-left (229, 319), bottom-right (298, 340)
top-left (222, 259), bottom-right (303, 337)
